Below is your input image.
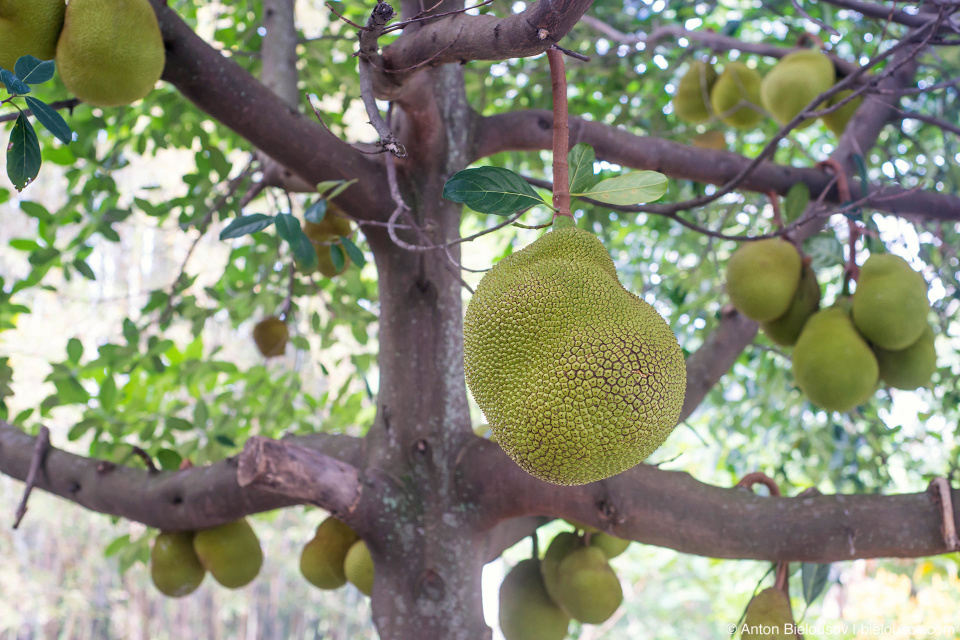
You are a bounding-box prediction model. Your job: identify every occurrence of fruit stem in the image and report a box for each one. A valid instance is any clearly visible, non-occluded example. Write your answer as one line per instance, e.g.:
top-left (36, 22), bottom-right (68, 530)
top-left (547, 47), bottom-right (573, 221)
top-left (530, 532), bottom-right (540, 559)
top-left (774, 561), bottom-right (789, 592)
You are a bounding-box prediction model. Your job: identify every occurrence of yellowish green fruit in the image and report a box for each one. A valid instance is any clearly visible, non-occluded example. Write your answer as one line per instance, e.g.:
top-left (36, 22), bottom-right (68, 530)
top-left (589, 532), bottom-right (630, 559)
top-left (463, 227), bottom-right (686, 485)
top-left (760, 263), bottom-right (821, 346)
top-left (253, 316), bottom-right (288, 358)
top-left (821, 89), bottom-right (862, 137)
top-left (344, 540), bottom-right (374, 596)
top-left (150, 531), bottom-right (205, 598)
top-left (541, 531), bottom-right (581, 607)
top-left (852, 253), bottom-right (929, 350)
top-left (499, 559), bottom-right (570, 640)
top-left (192, 519), bottom-right (263, 589)
top-left (792, 304), bottom-right (878, 412)
top-left (56, 0), bottom-right (164, 107)
top-left (0, 0), bottom-right (65, 73)
top-left (740, 587), bottom-right (796, 640)
top-left (710, 62), bottom-right (764, 129)
top-left (314, 242), bottom-right (351, 278)
top-left (760, 50), bottom-right (835, 127)
top-left (874, 324), bottom-right (936, 390)
top-left (553, 546), bottom-right (623, 624)
top-left (674, 61), bottom-right (718, 123)
top-left (691, 130), bottom-right (727, 150)
top-left (304, 213), bottom-right (353, 241)
top-left (726, 239), bottom-right (802, 322)
top-left (299, 517), bottom-right (359, 590)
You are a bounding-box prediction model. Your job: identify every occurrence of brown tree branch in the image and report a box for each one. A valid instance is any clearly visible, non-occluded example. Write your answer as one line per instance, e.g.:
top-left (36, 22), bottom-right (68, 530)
top-left (817, 0), bottom-right (959, 31)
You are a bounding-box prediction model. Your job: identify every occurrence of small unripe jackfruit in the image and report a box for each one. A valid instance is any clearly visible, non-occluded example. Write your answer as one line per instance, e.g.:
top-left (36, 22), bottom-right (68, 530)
top-left (874, 323), bottom-right (936, 390)
top-left (589, 532), bottom-right (630, 559)
top-left (760, 263), bottom-right (821, 346)
top-left (344, 540), bottom-right (374, 596)
top-left (710, 62), bottom-right (764, 129)
top-left (499, 559), bottom-right (570, 640)
top-left (740, 587), bottom-right (797, 640)
top-left (192, 519), bottom-right (263, 589)
top-left (553, 546), bottom-right (623, 624)
top-left (726, 239), bottom-right (802, 322)
top-left (56, 0), bottom-right (164, 107)
top-left (300, 517), bottom-right (359, 590)
top-left (0, 0), bottom-right (66, 73)
top-left (463, 227), bottom-right (686, 486)
top-left (253, 316), bottom-right (288, 358)
top-left (150, 531), bottom-right (205, 598)
top-left (821, 89), bottom-right (862, 137)
top-left (541, 531), bottom-right (580, 606)
top-left (760, 49), bottom-right (836, 127)
top-left (674, 61), bottom-right (718, 123)
top-left (852, 253), bottom-right (929, 350)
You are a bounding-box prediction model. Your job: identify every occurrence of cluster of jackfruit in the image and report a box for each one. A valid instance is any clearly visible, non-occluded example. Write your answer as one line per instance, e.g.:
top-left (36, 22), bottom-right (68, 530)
top-left (726, 240), bottom-right (936, 412)
top-left (299, 516), bottom-right (374, 596)
top-left (304, 208), bottom-right (356, 278)
top-left (463, 226), bottom-right (686, 486)
top-left (673, 49), bottom-right (862, 138)
top-left (0, 0), bottom-right (164, 107)
top-left (149, 518), bottom-right (263, 597)
top-left (499, 522), bottom-right (630, 640)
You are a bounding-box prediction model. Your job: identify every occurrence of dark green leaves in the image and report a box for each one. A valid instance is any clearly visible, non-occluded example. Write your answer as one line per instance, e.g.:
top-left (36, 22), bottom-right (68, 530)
top-left (801, 562), bottom-right (830, 606)
top-left (782, 183), bottom-right (810, 224)
top-left (7, 114), bottom-right (41, 191)
top-left (330, 243), bottom-right (346, 271)
top-left (24, 97), bottom-right (72, 144)
top-left (305, 199), bottom-right (327, 223)
top-left (442, 166), bottom-right (546, 216)
top-left (219, 213), bottom-right (274, 239)
top-left (341, 236), bottom-right (366, 268)
top-left (0, 69), bottom-right (30, 95)
top-left (276, 213), bottom-right (318, 270)
top-left (14, 57), bottom-right (55, 85)
top-left (568, 143), bottom-right (598, 194)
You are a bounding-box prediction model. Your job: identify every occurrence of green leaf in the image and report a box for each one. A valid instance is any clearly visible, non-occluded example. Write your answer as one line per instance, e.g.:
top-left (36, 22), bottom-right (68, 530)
top-left (315, 180), bottom-right (342, 195)
top-left (166, 416), bottom-right (192, 431)
top-left (156, 449), bottom-right (182, 471)
top-left (214, 434), bottom-right (236, 447)
top-left (104, 534), bottom-right (130, 558)
top-left (801, 562), bottom-right (830, 605)
top-left (274, 212), bottom-right (304, 244)
top-left (803, 234), bottom-right (845, 270)
top-left (219, 213), bottom-right (274, 239)
top-left (340, 236), bottom-right (366, 268)
top-left (325, 179), bottom-right (357, 201)
top-left (99, 375), bottom-right (117, 411)
top-left (66, 337), bottom-right (83, 363)
top-left (568, 143), bottom-right (598, 194)
top-left (783, 182), bottom-right (810, 224)
top-left (330, 243), bottom-right (345, 272)
top-left (293, 231), bottom-right (318, 269)
top-left (14, 57), bottom-right (54, 85)
top-left (73, 259), bottom-right (96, 280)
top-left (7, 113), bottom-right (42, 191)
top-left (0, 69), bottom-right (30, 95)
top-left (305, 199), bottom-right (328, 223)
top-left (24, 97), bottom-right (72, 144)
top-left (442, 166), bottom-right (546, 216)
top-left (576, 171), bottom-right (668, 205)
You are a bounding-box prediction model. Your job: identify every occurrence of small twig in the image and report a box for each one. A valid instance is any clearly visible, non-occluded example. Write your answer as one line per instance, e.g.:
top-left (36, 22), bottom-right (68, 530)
top-left (547, 48), bottom-right (572, 220)
top-left (130, 446), bottom-right (158, 473)
top-left (735, 471), bottom-right (782, 497)
top-left (0, 98), bottom-right (82, 124)
top-left (373, 28), bottom-right (463, 73)
top-left (551, 44), bottom-right (590, 62)
top-left (381, 0), bottom-right (495, 33)
top-left (774, 560), bottom-right (790, 591)
top-left (13, 426), bottom-right (50, 529)
top-left (306, 93), bottom-right (391, 154)
top-left (324, 2), bottom-right (365, 29)
top-left (280, 263), bottom-right (297, 319)
top-left (929, 477), bottom-right (960, 552)
top-left (767, 191), bottom-right (784, 230)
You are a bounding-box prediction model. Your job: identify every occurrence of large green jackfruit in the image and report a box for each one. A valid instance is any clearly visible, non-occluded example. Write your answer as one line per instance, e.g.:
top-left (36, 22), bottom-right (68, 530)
top-left (760, 263), bottom-right (821, 346)
top-left (499, 559), bottom-right (570, 640)
top-left (852, 253), bottom-right (929, 350)
top-left (343, 540), bottom-right (374, 596)
top-left (726, 239), bottom-right (802, 322)
top-left (740, 587), bottom-right (797, 639)
top-left (0, 0), bottom-right (65, 73)
top-left (760, 49), bottom-right (835, 127)
top-left (463, 227), bottom-right (686, 486)
top-left (150, 531), bottom-right (205, 597)
top-left (674, 61), bottom-right (718, 123)
top-left (710, 62), bottom-right (764, 129)
top-left (821, 89), bottom-right (862, 137)
top-left (874, 323), bottom-right (937, 390)
top-left (300, 517), bottom-right (359, 590)
top-left (552, 546), bottom-right (623, 624)
top-left (192, 519), bottom-right (263, 589)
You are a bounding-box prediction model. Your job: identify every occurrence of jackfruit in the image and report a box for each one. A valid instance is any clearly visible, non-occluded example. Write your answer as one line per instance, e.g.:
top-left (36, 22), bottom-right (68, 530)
top-left (874, 323), bottom-right (936, 390)
top-left (299, 517), bottom-right (359, 590)
top-left (691, 130), bottom-right (727, 150)
top-left (821, 89), bottom-right (862, 137)
top-left (304, 214), bottom-right (353, 241)
top-left (0, 0), bottom-right (65, 73)
top-left (792, 304), bottom-right (878, 412)
top-left (253, 316), bottom-right (288, 358)
top-left (463, 227), bottom-right (686, 486)
top-left (760, 49), bottom-right (835, 127)
top-left (725, 239), bottom-right (802, 322)
top-left (499, 559), bottom-right (570, 640)
top-left (315, 243), bottom-right (351, 278)
top-left (589, 532), bottom-right (630, 559)
top-left (192, 519), bottom-right (263, 589)
top-left (760, 263), bottom-right (821, 346)
top-left (710, 62), bottom-right (764, 129)
top-left (541, 531), bottom-right (581, 607)
top-left (674, 61), bottom-right (718, 123)
top-left (343, 540), bottom-right (374, 596)
top-left (740, 587), bottom-right (797, 640)
top-left (55, 0), bottom-right (164, 107)
top-left (552, 546), bottom-right (623, 624)
top-left (150, 531), bottom-right (205, 598)
top-left (852, 253), bottom-right (929, 350)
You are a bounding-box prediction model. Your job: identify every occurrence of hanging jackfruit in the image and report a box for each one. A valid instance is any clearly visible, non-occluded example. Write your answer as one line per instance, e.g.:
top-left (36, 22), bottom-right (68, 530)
top-left (0, 0), bottom-right (66, 73)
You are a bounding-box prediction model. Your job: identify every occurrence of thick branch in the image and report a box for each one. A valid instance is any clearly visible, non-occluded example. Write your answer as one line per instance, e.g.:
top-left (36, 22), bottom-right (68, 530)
top-left (818, 0), bottom-right (958, 30)
top-left (0, 420), bottom-right (362, 530)
top-left (463, 439), bottom-right (960, 562)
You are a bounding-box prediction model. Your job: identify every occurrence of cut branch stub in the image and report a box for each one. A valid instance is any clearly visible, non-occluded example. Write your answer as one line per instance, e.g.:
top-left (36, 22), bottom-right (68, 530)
top-left (237, 436), bottom-right (362, 518)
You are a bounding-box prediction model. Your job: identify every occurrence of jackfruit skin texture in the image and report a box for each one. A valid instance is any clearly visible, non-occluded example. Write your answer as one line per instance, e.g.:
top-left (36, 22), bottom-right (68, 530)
top-left (253, 316), bottom-right (288, 358)
top-left (792, 304), bottom-right (878, 412)
top-left (674, 61), bottom-right (718, 123)
top-left (192, 519), bottom-right (263, 589)
top-left (499, 559), bottom-right (570, 640)
top-left (299, 517), bottom-right (359, 590)
top-left (874, 323), bottom-right (936, 390)
top-left (760, 50), bottom-right (835, 127)
top-left (710, 62), bottom-right (764, 129)
top-left (56, 0), bottom-right (164, 107)
top-left (725, 239), bottom-right (802, 322)
top-left (552, 546), bottom-right (623, 624)
top-left (343, 540), bottom-right (374, 596)
top-left (852, 253), bottom-right (929, 350)
top-left (822, 89), bottom-right (862, 137)
top-left (150, 531), bottom-right (205, 598)
top-left (760, 263), bottom-right (821, 346)
top-left (0, 0), bottom-right (66, 73)
top-left (740, 588), bottom-right (798, 640)
top-left (463, 227), bottom-right (686, 486)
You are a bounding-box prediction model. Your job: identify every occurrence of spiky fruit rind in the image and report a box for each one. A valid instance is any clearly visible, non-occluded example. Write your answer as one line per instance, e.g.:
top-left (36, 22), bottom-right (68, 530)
top-left (299, 517), bottom-right (359, 590)
top-left (343, 540), bottom-right (374, 596)
top-left (541, 531), bottom-right (581, 607)
top-left (710, 62), bottom-right (764, 129)
top-left (590, 532), bottom-right (631, 559)
top-left (499, 559), bottom-right (570, 640)
top-left (553, 546), bottom-right (623, 624)
top-left (760, 264), bottom-right (821, 346)
top-left (0, 0), bottom-right (66, 72)
top-left (674, 61), bottom-right (718, 123)
top-left (253, 316), bottom-right (288, 358)
top-left (56, 0), bottom-right (164, 107)
top-left (192, 519), bottom-right (263, 589)
top-left (726, 239), bottom-right (802, 322)
top-left (741, 588), bottom-right (797, 640)
top-left (463, 227), bottom-right (686, 486)
top-left (874, 324), bottom-right (936, 390)
top-left (792, 305), bottom-right (878, 412)
top-left (822, 89), bottom-right (862, 136)
top-left (150, 531), bottom-right (205, 598)
top-left (852, 253), bottom-right (929, 350)
top-left (760, 50), bottom-right (835, 127)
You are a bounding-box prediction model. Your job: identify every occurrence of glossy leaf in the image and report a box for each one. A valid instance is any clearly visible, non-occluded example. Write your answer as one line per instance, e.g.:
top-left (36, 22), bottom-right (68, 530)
top-left (7, 113), bottom-right (41, 191)
top-left (442, 166), bottom-right (545, 216)
top-left (14, 57), bottom-right (55, 85)
top-left (24, 97), bottom-right (72, 144)
top-left (568, 142), bottom-right (598, 194)
top-left (576, 171), bottom-right (668, 205)
top-left (219, 214), bottom-right (274, 240)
